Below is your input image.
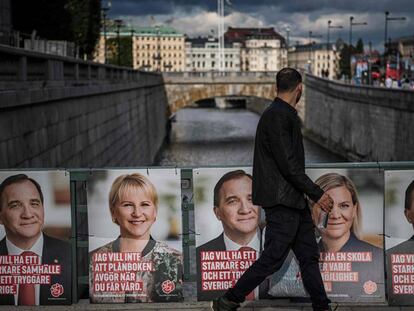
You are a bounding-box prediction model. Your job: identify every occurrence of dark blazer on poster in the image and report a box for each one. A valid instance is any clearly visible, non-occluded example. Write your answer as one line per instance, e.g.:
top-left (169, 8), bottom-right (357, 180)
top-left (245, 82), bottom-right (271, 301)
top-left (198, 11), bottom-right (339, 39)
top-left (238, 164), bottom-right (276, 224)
top-left (252, 98), bottom-right (323, 209)
top-left (0, 234), bottom-right (72, 305)
top-left (386, 235), bottom-right (414, 305)
top-left (196, 234), bottom-right (226, 301)
top-left (319, 233), bottom-right (385, 302)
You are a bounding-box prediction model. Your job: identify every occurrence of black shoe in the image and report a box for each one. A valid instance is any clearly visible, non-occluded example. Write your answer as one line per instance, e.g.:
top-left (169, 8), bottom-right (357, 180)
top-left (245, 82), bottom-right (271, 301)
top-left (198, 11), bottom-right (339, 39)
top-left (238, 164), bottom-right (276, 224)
top-left (212, 295), bottom-right (240, 311)
top-left (328, 302), bottom-right (339, 311)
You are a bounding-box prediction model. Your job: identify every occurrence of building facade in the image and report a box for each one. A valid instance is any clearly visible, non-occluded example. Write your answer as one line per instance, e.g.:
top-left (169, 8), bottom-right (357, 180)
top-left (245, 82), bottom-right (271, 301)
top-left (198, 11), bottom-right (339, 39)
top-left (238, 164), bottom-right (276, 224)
top-left (225, 27), bottom-right (288, 72)
top-left (95, 25), bottom-right (185, 72)
top-left (185, 37), bottom-right (241, 72)
top-left (288, 43), bottom-right (340, 79)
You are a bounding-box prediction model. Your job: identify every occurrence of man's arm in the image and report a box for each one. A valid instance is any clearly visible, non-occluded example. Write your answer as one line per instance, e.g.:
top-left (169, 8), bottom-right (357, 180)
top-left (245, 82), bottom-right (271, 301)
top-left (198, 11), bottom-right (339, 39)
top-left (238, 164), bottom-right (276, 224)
top-left (266, 111), bottom-right (323, 202)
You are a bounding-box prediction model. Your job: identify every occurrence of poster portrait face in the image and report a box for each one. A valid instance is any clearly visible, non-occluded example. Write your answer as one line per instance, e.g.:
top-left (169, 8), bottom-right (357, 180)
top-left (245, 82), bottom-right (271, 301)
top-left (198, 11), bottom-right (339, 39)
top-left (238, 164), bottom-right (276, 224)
top-left (0, 171), bottom-right (72, 306)
top-left (0, 171), bottom-right (71, 242)
top-left (194, 167), bottom-right (262, 301)
top-left (87, 168), bottom-right (183, 304)
top-left (268, 168), bottom-right (385, 303)
top-left (87, 169), bottom-right (182, 252)
top-left (385, 170), bottom-right (414, 249)
top-left (194, 167), bottom-right (259, 247)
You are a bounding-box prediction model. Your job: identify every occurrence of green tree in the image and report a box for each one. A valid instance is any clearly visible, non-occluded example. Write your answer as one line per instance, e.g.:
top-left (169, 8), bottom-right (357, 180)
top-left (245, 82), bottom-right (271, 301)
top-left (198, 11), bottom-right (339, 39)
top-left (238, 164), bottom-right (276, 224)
top-left (11, 0), bottom-right (101, 59)
top-left (107, 37), bottom-right (132, 67)
top-left (67, 0), bottom-right (101, 59)
top-left (355, 38), bottom-right (364, 54)
top-left (338, 43), bottom-right (352, 79)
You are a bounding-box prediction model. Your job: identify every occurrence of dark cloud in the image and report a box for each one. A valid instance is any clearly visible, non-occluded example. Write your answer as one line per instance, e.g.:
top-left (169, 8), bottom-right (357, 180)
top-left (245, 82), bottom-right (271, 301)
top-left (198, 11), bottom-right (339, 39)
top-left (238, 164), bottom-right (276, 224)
top-left (109, 0), bottom-right (413, 48)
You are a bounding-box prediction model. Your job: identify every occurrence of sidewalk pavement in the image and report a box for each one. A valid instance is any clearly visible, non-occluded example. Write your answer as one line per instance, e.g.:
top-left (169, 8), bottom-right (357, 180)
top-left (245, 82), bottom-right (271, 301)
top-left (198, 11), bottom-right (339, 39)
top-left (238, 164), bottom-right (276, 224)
top-left (0, 300), bottom-right (412, 311)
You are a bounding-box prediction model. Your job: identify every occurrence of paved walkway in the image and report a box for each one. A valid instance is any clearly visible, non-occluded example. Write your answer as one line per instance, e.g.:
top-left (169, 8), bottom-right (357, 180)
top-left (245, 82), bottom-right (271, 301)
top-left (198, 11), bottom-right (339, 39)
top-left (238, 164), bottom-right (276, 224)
top-left (0, 300), bottom-right (412, 311)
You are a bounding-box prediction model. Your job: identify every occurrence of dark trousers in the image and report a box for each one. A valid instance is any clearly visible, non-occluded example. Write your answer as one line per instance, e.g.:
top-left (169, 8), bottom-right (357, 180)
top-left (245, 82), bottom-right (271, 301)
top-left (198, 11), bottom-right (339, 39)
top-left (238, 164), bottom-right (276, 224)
top-left (225, 205), bottom-right (330, 311)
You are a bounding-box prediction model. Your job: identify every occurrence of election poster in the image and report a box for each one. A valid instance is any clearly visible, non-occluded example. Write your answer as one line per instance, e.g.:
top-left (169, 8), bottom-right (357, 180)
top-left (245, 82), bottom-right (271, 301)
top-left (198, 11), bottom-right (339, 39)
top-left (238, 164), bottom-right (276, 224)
top-left (267, 168), bottom-right (385, 303)
top-left (385, 170), bottom-right (414, 305)
top-left (193, 167), bottom-right (264, 301)
top-left (0, 170), bottom-right (72, 305)
top-left (87, 168), bottom-right (183, 303)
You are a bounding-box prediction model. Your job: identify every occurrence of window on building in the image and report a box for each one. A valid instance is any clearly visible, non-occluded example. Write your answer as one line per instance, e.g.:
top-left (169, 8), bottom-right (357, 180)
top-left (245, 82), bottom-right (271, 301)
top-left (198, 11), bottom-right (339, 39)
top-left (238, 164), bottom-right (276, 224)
top-left (211, 53), bottom-right (215, 58)
top-left (212, 61), bottom-right (215, 67)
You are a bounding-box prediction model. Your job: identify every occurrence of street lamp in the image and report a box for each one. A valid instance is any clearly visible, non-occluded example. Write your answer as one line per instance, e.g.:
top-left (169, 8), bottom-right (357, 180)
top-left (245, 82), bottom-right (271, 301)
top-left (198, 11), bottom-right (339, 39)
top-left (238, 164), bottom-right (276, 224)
top-left (153, 25), bottom-right (162, 71)
top-left (285, 26), bottom-right (290, 49)
top-left (349, 16), bottom-right (367, 81)
top-left (349, 16), bottom-right (367, 48)
top-left (308, 31), bottom-right (322, 74)
top-left (327, 20), bottom-right (343, 51)
top-left (384, 11), bottom-right (406, 54)
top-left (114, 19), bottom-right (123, 66)
top-left (101, 0), bottom-right (112, 64)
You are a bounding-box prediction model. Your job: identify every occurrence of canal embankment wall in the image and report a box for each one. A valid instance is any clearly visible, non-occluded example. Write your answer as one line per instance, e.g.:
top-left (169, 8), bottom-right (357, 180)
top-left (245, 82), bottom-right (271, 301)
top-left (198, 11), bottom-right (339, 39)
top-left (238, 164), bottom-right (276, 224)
top-left (0, 46), bottom-right (168, 168)
top-left (304, 75), bottom-right (414, 162)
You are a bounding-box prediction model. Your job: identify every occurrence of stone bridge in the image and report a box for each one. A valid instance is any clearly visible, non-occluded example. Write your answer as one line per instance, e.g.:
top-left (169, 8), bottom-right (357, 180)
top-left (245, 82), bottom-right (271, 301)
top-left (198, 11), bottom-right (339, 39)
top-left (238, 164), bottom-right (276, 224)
top-left (162, 72), bottom-right (276, 112)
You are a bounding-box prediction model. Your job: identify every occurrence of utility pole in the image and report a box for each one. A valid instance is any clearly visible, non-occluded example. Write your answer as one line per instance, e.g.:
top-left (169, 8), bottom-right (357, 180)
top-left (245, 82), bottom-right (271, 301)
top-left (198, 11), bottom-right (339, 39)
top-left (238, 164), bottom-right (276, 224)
top-left (217, 0), bottom-right (225, 73)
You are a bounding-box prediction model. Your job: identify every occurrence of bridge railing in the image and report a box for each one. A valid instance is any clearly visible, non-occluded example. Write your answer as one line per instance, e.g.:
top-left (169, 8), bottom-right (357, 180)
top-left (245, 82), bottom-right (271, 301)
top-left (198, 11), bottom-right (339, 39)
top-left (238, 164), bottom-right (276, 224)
top-left (0, 44), bottom-right (161, 89)
top-left (163, 71), bottom-right (278, 78)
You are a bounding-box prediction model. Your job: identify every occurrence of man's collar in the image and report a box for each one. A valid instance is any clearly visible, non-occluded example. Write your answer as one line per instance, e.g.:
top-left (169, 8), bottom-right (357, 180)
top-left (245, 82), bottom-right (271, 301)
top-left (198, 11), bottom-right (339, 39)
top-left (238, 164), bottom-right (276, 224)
top-left (223, 230), bottom-right (260, 251)
top-left (6, 233), bottom-right (44, 257)
top-left (274, 97), bottom-right (298, 114)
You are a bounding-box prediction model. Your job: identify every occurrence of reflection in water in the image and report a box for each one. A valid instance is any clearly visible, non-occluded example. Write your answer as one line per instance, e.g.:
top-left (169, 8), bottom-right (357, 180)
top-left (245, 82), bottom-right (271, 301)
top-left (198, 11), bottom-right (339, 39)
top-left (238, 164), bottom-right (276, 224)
top-left (155, 107), bottom-right (346, 166)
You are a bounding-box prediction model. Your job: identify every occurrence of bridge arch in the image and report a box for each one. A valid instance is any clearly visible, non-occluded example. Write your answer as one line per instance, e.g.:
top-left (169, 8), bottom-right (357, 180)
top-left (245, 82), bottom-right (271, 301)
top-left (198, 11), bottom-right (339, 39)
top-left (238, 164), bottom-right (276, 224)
top-left (163, 72), bottom-right (276, 113)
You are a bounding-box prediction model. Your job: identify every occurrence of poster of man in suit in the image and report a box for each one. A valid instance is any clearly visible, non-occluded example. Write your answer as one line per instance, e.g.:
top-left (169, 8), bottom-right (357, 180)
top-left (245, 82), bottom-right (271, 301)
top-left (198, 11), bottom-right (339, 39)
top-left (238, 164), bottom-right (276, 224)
top-left (0, 171), bottom-right (72, 305)
top-left (194, 168), bottom-right (262, 301)
top-left (385, 170), bottom-right (414, 305)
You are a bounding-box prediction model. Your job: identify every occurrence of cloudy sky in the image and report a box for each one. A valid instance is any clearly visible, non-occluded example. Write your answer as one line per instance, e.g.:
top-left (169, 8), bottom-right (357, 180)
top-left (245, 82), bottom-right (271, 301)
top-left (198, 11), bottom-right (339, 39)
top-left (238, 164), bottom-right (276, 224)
top-left (107, 0), bottom-right (413, 51)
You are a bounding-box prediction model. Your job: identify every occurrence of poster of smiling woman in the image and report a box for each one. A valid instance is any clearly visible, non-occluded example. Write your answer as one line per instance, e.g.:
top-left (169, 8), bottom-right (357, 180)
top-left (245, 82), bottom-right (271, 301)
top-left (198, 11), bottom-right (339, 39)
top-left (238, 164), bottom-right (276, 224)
top-left (267, 168), bottom-right (385, 303)
top-left (0, 171), bottom-right (72, 305)
top-left (87, 169), bottom-right (183, 303)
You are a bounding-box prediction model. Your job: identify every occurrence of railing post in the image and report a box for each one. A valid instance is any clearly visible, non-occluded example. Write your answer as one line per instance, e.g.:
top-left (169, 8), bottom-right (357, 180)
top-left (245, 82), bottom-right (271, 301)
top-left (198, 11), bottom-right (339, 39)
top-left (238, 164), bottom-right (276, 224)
top-left (18, 56), bottom-right (27, 81)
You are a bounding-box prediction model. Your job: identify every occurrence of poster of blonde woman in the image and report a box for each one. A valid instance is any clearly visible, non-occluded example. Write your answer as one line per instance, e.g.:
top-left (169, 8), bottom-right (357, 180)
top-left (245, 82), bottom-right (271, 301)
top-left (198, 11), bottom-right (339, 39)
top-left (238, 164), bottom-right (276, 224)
top-left (268, 168), bottom-right (385, 303)
top-left (87, 169), bottom-right (183, 303)
top-left (385, 170), bottom-right (414, 305)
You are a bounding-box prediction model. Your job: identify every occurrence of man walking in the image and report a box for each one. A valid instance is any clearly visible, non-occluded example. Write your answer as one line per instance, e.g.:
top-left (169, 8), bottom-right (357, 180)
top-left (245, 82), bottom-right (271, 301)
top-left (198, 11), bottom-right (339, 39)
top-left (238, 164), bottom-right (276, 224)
top-left (214, 68), bottom-right (334, 311)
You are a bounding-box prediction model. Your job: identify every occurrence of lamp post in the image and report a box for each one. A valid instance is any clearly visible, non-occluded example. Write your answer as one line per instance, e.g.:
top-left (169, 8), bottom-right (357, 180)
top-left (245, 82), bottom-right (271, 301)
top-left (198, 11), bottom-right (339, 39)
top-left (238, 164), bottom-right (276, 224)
top-left (327, 20), bottom-right (343, 51)
top-left (349, 16), bottom-right (367, 48)
top-left (349, 16), bottom-right (367, 81)
top-left (130, 28), bottom-right (135, 68)
top-left (153, 25), bottom-right (162, 71)
top-left (286, 26), bottom-right (290, 49)
top-left (308, 31), bottom-right (322, 74)
top-left (114, 19), bottom-right (123, 66)
top-left (384, 11), bottom-right (406, 54)
top-left (101, 0), bottom-right (112, 64)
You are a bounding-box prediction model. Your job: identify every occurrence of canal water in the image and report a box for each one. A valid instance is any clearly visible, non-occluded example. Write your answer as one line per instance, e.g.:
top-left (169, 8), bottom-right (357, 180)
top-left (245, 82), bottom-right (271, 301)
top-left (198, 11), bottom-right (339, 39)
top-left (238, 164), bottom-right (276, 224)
top-left (155, 107), bottom-right (346, 166)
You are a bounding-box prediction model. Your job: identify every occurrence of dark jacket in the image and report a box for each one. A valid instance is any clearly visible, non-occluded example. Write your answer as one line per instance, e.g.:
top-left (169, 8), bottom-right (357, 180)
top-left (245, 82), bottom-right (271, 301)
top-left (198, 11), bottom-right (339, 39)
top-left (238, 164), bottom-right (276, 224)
top-left (252, 98), bottom-right (323, 209)
top-left (0, 234), bottom-right (72, 305)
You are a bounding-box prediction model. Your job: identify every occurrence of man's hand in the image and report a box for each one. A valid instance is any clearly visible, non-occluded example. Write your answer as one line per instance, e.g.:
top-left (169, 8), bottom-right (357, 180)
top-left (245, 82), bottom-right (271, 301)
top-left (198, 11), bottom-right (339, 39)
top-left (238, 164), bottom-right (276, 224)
top-left (315, 193), bottom-right (333, 213)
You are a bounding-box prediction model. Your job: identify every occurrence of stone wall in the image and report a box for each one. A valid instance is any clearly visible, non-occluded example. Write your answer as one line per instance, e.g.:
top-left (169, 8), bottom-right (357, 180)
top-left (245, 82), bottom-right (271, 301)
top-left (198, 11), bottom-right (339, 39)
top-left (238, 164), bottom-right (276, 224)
top-left (0, 77), bottom-right (168, 168)
top-left (304, 75), bottom-right (414, 161)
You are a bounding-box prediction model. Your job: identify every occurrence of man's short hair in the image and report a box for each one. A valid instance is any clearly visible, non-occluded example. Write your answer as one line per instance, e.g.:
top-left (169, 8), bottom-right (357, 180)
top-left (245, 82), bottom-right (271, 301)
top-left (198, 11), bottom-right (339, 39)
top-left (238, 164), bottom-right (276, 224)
top-left (0, 174), bottom-right (44, 210)
top-left (405, 180), bottom-right (414, 210)
top-left (276, 67), bottom-right (302, 92)
top-left (213, 170), bottom-right (252, 207)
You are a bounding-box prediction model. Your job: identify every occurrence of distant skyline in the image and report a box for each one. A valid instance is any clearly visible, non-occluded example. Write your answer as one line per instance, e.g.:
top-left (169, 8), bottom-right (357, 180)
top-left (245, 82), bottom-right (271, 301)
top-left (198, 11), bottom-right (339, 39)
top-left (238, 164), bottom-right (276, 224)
top-left (106, 0), bottom-right (413, 51)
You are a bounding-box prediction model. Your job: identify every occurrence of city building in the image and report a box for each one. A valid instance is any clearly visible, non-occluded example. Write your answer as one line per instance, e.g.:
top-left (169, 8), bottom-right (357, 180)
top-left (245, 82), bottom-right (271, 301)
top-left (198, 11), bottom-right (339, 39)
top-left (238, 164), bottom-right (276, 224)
top-left (225, 27), bottom-right (288, 72)
top-left (288, 42), bottom-right (340, 79)
top-left (185, 37), bottom-right (241, 72)
top-left (95, 25), bottom-right (185, 72)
